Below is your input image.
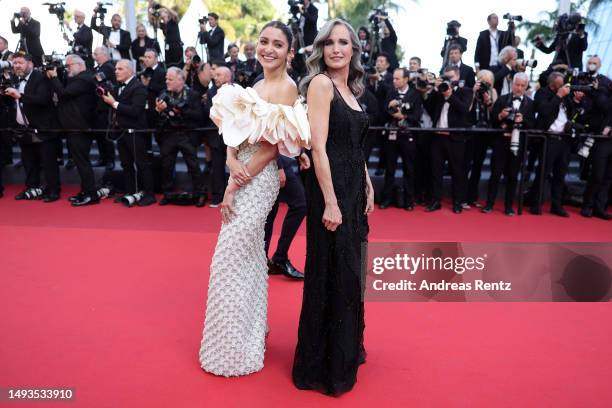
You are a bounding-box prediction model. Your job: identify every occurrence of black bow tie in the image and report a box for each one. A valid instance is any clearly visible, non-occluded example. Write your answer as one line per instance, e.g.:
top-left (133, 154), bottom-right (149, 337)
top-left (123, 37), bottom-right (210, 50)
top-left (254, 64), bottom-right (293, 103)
top-left (512, 96), bottom-right (522, 102)
top-left (117, 82), bottom-right (126, 88)
top-left (19, 76), bottom-right (28, 82)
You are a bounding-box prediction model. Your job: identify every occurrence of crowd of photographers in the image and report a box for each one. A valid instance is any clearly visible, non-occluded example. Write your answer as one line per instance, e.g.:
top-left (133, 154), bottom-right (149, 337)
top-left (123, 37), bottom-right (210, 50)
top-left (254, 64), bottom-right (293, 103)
top-left (0, 4), bottom-right (610, 220)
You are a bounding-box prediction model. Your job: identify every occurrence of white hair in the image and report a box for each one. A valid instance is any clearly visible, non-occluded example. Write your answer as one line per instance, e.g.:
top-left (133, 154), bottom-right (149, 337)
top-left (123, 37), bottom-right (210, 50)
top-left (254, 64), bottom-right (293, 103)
top-left (94, 46), bottom-right (110, 58)
top-left (117, 59), bottom-right (135, 73)
top-left (65, 54), bottom-right (85, 66)
top-left (167, 66), bottom-right (185, 81)
top-left (498, 46), bottom-right (517, 64)
top-left (513, 72), bottom-right (529, 84)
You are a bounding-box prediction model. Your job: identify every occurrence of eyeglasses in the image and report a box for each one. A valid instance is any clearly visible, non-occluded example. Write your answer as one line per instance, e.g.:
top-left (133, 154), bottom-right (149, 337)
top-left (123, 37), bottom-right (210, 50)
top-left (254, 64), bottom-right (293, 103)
top-left (586, 54), bottom-right (599, 58)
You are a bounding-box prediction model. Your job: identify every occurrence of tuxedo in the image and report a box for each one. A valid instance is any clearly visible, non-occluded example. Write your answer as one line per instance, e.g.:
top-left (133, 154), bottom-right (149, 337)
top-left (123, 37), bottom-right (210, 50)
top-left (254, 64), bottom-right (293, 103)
top-left (9, 70), bottom-right (59, 193)
top-left (93, 60), bottom-right (117, 164)
top-left (486, 93), bottom-right (535, 210)
top-left (474, 29), bottom-right (511, 70)
top-left (199, 26), bottom-right (225, 62)
top-left (381, 19), bottom-right (399, 70)
top-left (424, 86), bottom-right (473, 205)
top-left (71, 24), bottom-right (93, 57)
top-left (111, 77), bottom-right (153, 195)
top-left (91, 17), bottom-right (132, 60)
top-left (301, 3), bottom-right (318, 47)
top-left (50, 71), bottom-right (98, 196)
top-left (11, 18), bottom-right (44, 65)
top-left (160, 19), bottom-right (184, 67)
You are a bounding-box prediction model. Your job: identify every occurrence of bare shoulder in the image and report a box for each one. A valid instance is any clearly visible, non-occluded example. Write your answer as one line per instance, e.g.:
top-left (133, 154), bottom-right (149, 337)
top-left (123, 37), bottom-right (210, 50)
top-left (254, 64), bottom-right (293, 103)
top-left (307, 74), bottom-right (334, 102)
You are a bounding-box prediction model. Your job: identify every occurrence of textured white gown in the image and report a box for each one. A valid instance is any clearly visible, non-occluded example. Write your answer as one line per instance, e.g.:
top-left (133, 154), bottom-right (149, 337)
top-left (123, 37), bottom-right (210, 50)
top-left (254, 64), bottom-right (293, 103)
top-left (199, 84), bottom-right (310, 377)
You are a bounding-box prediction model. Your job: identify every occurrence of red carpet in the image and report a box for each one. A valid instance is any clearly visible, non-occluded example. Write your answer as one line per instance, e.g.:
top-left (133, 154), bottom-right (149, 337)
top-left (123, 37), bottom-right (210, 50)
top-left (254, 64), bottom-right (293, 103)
top-left (0, 185), bottom-right (610, 408)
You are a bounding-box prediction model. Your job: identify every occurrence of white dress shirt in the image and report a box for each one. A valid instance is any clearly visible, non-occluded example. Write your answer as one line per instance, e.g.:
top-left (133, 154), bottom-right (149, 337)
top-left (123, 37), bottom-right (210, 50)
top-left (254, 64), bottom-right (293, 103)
top-left (489, 29), bottom-right (499, 67)
top-left (15, 72), bottom-right (32, 126)
top-left (109, 29), bottom-right (121, 61)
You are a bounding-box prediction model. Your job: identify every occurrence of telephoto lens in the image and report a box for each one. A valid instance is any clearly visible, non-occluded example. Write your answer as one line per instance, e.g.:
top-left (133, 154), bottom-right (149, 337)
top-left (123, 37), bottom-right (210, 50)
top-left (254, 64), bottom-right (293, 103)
top-left (120, 192), bottom-right (144, 207)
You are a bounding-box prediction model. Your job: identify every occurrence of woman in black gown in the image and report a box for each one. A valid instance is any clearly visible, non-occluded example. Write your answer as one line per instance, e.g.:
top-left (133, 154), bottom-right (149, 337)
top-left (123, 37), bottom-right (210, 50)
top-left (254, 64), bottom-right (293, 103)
top-left (292, 19), bottom-right (375, 396)
top-left (131, 23), bottom-right (161, 72)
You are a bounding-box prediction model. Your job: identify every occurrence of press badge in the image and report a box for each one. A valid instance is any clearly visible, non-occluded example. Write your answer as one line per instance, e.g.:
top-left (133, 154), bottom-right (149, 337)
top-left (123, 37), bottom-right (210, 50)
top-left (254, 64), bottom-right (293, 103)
top-left (388, 130), bottom-right (398, 141)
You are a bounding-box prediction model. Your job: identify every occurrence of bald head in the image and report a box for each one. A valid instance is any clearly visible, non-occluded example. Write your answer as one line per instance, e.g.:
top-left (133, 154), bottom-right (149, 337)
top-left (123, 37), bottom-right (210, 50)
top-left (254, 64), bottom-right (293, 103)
top-left (74, 10), bottom-right (85, 25)
top-left (20, 7), bottom-right (31, 20)
top-left (214, 66), bottom-right (232, 88)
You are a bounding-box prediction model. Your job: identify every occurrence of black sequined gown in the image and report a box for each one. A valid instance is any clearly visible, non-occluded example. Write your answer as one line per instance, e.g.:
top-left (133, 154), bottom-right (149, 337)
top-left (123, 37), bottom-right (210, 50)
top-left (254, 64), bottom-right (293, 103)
top-left (292, 75), bottom-right (370, 396)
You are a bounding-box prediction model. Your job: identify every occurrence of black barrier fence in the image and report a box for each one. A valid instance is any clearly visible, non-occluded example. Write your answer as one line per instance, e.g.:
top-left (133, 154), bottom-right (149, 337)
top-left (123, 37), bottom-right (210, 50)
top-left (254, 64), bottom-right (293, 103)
top-left (1, 126), bottom-right (609, 215)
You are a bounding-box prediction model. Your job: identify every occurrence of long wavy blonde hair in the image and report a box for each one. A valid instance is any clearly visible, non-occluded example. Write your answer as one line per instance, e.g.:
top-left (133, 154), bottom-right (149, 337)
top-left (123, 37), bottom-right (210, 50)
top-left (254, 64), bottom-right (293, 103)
top-left (299, 18), bottom-right (365, 98)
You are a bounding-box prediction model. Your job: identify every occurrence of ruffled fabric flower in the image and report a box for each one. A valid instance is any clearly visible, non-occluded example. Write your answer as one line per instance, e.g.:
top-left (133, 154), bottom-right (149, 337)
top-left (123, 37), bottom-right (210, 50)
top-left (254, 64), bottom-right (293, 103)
top-left (209, 84), bottom-right (311, 157)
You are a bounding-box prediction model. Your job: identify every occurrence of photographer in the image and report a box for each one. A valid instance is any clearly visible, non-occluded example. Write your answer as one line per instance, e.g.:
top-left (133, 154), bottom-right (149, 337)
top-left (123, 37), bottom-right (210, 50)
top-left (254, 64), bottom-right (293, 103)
top-left (101, 59), bottom-right (155, 206)
top-left (199, 13), bottom-right (225, 62)
top-left (482, 72), bottom-right (534, 215)
top-left (238, 42), bottom-right (261, 88)
top-left (529, 71), bottom-right (585, 217)
top-left (300, 0), bottom-right (319, 47)
top-left (580, 55), bottom-right (611, 220)
top-left (91, 11), bottom-right (131, 61)
top-left (490, 46), bottom-right (519, 96)
top-left (0, 36), bottom-right (14, 170)
top-left (379, 68), bottom-right (423, 211)
top-left (47, 55), bottom-right (98, 206)
top-left (475, 14), bottom-right (511, 71)
top-left (10, 7), bottom-right (44, 67)
top-left (535, 13), bottom-right (587, 70)
top-left (2, 53), bottom-right (58, 202)
top-left (131, 23), bottom-right (161, 72)
top-left (358, 27), bottom-right (372, 68)
top-left (378, 14), bottom-right (398, 71)
top-left (91, 46), bottom-right (117, 169)
top-left (466, 69), bottom-right (497, 208)
top-left (138, 49), bottom-right (166, 146)
top-left (148, 2), bottom-right (184, 68)
top-left (183, 47), bottom-right (201, 89)
top-left (423, 65), bottom-right (473, 214)
top-left (440, 20), bottom-right (468, 69)
top-left (225, 44), bottom-right (242, 79)
top-left (154, 67), bottom-right (205, 206)
top-left (63, 10), bottom-right (93, 69)
top-left (441, 44), bottom-right (475, 88)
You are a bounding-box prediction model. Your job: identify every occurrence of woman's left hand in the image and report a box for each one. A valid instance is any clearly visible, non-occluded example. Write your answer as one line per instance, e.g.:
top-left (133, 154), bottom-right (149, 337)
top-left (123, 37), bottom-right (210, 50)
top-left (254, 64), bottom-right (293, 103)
top-left (365, 184), bottom-right (374, 215)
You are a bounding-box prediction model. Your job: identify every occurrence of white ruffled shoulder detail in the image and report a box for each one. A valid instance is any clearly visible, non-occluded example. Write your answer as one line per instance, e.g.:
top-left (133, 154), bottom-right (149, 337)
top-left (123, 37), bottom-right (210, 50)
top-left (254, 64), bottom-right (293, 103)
top-left (209, 84), bottom-right (311, 157)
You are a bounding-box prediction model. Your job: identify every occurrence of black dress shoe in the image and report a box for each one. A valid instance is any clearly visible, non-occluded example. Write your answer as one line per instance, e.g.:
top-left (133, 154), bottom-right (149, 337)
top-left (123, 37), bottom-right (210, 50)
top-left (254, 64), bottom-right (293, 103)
top-left (551, 207), bottom-right (569, 218)
top-left (69, 192), bottom-right (86, 203)
top-left (404, 203), bottom-right (415, 211)
top-left (137, 195), bottom-right (156, 207)
top-left (425, 201), bottom-right (441, 212)
top-left (42, 192), bottom-right (60, 203)
top-left (379, 199), bottom-right (392, 209)
top-left (158, 196), bottom-right (171, 206)
top-left (91, 160), bottom-right (107, 167)
top-left (481, 205), bottom-right (493, 214)
top-left (72, 195), bottom-right (100, 207)
top-left (580, 208), bottom-right (593, 218)
top-left (271, 260), bottom-right (304, 280)
top-left (530, 206), bottom-right (542, 215)
top-left (267, 259), bottom-right (282, 275)
top-left (195, 195), bottom-right (207, 207)
top-left (593, 211), bottom-right (612, 221)
top-left (504, 207), bottom-right (516, 216)
top-left (452, 203), bottom-right (462, 214)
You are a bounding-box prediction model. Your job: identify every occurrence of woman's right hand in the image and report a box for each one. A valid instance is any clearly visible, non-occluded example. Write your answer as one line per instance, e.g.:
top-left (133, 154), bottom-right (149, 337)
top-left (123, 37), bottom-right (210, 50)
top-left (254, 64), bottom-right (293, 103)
top-left (227, 157), bottom-right (252, 186)
top-left (322, 203), bottom-right (342, 232)
top-left (220, 184), bottom-right (237, 224)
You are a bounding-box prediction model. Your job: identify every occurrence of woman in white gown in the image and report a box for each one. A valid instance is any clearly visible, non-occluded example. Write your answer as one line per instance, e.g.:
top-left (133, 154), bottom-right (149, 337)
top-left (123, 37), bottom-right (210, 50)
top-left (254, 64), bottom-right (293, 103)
top-left (199, 21), bottom-right (311, 377)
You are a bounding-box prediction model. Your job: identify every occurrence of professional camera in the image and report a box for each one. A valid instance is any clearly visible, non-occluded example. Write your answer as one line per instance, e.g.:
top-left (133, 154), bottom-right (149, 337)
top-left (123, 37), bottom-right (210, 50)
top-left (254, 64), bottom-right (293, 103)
top-left (95, 2), bottom-right (111, 16)
top-left (0, 60), bottom-right (13, 71)
top-left (506, 107), bottom-right (518, 124)
top-left (13, 12), bottom-right (23, 19)
top-left (517, 59), bottom-right (538, 68)
top-left (387, 100), bottom-right (412, 116)
top-left (137, 67), bottom-right (155, 80)
top-left (157, 89), bottom-right (189, 128)
top-left (149, 2), bottom-right (161, 18)
top-left (476, 81), bottom-right (491, 98)
top-left (288, 0), bottom-right (304, 16)
top-left (42, 54), bottom-right (64, 71)
top-left (368, 8), bottom-right (388, 24)
top-left (569, 72), bottom-right (595, 92)
top-left (119, 191), bottom-right (145, 207)
top-left (438, 77), bottom-right (464, 93)
top-left (0, 74), bottom-right (18, 93)
top-left (502, 13), bottom-right (523, 22)
top-left (446, 20), bottom-right (460, 37)
top-left (43, 2), bottom-right (66, 21)
top-left (554, 12), bottom-right (585, 35)
top-left (94, 71), bottom-right (113, 97)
